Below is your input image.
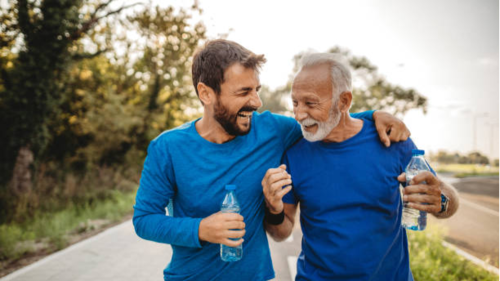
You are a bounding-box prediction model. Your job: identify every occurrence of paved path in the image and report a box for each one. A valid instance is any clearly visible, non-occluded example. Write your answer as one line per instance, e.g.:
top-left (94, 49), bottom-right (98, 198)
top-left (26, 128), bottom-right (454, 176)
top-left (433, 175), bottom-right (499, 267)
top-left (0, 220), bottom-right (299, 281)
top-left (0, 221), bottom-right (171, 281)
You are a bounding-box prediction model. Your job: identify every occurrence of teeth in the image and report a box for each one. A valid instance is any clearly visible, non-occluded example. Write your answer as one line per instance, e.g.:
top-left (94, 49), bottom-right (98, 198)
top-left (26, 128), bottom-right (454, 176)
top-left (237, 111), bottom-right (252, 118)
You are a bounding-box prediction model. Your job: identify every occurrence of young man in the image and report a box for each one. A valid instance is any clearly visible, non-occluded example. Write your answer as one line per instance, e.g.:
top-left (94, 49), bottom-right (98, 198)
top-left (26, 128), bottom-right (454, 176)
top-left (133, 40), bottom-right (410, 280)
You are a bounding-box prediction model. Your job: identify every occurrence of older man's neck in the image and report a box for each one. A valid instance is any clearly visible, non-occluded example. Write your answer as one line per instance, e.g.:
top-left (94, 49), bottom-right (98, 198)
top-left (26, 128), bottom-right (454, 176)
top-left (323, 112), bottom-right (363, 143)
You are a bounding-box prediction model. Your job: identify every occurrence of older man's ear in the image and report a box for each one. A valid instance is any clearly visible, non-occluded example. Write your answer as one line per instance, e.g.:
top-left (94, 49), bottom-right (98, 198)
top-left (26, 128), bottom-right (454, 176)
top-left (339, 92), bottom-right (353, 113)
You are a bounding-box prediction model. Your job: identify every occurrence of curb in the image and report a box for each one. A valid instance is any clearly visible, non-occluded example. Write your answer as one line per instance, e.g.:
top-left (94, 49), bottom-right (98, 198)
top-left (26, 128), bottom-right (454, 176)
top-left (442, 241), bottom-right (499, 275)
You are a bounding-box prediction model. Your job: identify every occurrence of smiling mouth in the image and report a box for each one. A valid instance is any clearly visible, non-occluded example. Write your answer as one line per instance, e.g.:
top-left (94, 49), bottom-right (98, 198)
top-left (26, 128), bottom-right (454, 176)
top-left (303, 124), bottom-right (317, 131)
top-left (237, 111), bottom-right (253, 120)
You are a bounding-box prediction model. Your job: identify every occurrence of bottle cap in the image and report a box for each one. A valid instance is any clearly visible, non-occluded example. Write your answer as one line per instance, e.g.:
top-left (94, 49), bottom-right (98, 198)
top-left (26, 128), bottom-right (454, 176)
top-left (412, 149), bottom-right (425, 155)
top-left (225, 185), bottom-right (236, 191)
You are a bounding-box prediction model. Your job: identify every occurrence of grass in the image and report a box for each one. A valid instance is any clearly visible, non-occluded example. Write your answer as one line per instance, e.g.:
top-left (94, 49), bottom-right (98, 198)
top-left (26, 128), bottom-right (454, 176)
top-left (0, 190), bottom-right (136, 263)
top-left (432, 163), bottom-right (499, 178)
top-left (455, 172), bottom-right (499, 178)
top-left (408, 225), bottom-right (498, 280)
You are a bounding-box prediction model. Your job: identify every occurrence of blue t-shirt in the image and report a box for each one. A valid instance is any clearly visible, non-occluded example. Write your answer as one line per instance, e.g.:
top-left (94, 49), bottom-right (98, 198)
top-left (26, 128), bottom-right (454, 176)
top-left (133, 110), bottom-right (374, 281)
top-left (283, 119), bottom-right (416, 281)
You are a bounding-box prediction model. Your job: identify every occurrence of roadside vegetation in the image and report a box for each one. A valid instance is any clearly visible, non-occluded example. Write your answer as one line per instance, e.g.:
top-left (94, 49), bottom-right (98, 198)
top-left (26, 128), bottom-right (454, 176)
top-left (433, 163), bottom-right (499, 178)
top-left (408, 225), bottom-right (498, 280)
top-left (0, 189), bottom-right (136, 270)
top-left (429, 151), bottom-right (499, 178)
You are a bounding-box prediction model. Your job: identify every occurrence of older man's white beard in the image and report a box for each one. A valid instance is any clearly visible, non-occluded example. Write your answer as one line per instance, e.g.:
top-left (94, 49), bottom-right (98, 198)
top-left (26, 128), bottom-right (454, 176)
top-left (300, 106), bottom-right (341, 142)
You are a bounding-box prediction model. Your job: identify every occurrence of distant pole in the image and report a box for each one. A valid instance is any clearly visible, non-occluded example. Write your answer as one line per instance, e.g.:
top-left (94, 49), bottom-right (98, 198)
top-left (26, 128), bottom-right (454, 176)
top-left (487, 123), bottom-right (498, 163)
top-left (473, 113), bottom-right (489, 152)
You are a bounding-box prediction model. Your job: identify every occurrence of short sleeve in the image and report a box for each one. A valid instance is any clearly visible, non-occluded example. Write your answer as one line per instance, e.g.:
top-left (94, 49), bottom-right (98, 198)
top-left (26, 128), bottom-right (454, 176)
top-left (271, 113), bottom-right (303, 149)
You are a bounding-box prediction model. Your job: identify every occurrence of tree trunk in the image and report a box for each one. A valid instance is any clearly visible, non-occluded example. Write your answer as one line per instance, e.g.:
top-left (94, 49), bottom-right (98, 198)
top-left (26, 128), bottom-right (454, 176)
top-left (9, 146), bottom-right (34, 196)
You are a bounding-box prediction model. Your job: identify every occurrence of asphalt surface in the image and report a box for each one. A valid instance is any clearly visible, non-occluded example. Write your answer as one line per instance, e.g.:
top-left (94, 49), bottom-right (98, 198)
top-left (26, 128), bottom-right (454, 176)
top-left (1, 175), bottom-right (497, 281)
top-left (432, 175), bottom-right (499, 267)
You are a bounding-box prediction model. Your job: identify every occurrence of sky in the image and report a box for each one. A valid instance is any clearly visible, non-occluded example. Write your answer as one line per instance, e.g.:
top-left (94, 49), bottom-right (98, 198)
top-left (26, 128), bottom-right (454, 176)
top-left (107, 0), bottom-right (498, 159)
top-left (179, 0), bottom-right (498, 159)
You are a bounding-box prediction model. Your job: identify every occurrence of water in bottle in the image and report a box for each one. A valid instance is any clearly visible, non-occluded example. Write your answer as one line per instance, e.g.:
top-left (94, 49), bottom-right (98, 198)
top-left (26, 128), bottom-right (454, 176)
top-left (401, 149), bottom-right (429, 231)
top-left (220, 184), bottom-right (243, 262)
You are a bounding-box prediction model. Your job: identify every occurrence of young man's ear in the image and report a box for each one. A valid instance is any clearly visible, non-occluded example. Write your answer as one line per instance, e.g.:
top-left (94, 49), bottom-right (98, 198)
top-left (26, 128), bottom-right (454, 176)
top-left (338, 91), bottom-right (353, 113)
top-left (197, 82), bottom-right (215, 105)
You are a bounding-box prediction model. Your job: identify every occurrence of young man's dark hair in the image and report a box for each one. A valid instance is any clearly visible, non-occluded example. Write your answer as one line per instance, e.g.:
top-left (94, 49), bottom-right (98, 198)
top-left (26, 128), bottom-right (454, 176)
top-left (192, 39), bottom-right (266, 104)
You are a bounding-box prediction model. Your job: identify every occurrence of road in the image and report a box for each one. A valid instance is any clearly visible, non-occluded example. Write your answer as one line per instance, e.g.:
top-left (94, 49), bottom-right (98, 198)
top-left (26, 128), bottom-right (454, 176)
top-left (1, 175), bottom-right (496, 281)
top-left (432, 174), bottom-right (499, 267)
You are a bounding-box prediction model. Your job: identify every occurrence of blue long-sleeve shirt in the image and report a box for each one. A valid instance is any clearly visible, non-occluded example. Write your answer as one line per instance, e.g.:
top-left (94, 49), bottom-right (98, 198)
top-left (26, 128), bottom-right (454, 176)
top-left (133, 110), bottom-right (374, 281)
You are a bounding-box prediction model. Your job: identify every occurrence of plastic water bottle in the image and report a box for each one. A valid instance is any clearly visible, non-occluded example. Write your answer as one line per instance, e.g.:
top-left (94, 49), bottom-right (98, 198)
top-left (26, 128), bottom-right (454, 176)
top-left (401, 149), bottom-right (429, 231)
top-left (220, 184), bottom-right (242, 262)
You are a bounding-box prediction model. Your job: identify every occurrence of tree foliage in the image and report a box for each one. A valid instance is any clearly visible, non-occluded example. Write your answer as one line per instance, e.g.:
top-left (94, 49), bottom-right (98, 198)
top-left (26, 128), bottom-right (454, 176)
top-left (259, 47), bottom-right (428, 117)
top-left (430, 150), bottom-right (491, 165)
top-left (0, 0), bottom-right (205, 223)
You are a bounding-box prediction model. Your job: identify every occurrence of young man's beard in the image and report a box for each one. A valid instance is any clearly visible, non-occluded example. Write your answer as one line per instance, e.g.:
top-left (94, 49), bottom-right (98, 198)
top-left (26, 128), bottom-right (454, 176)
top-left (213, 98), bottom-right (255, 136)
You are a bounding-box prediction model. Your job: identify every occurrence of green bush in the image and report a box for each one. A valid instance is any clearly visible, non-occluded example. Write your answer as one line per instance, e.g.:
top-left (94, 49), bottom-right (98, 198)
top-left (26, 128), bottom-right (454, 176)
top-left (408, 225), bottom-right (498, 280)
top-left (0, 190), bottom-right (136, 262)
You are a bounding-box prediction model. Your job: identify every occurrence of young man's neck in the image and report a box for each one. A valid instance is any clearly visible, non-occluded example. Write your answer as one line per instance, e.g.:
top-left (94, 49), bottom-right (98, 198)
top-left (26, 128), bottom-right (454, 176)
top-left (322, 112), bottom-right (363, 143)
top-left (195, 116), bottom-right (236, 144)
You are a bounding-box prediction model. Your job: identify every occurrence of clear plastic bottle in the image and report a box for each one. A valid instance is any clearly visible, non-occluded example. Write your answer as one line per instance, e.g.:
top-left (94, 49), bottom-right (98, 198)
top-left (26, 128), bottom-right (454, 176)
top-left (401, 149), bottom-right (429, 231)
top-left (220, 184), bottom-right (243, 262)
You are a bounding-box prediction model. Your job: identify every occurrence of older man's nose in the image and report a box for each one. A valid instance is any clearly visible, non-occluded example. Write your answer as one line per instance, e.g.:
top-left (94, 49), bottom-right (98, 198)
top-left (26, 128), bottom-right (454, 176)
top-left (294, 106), bottom-right (308, 122)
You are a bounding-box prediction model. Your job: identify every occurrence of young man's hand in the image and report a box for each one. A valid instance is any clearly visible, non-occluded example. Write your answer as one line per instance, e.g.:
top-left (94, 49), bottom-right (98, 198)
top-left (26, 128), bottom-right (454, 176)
top-left (199, 212), bottom-right (246, 246)
top-left (262, 164), bottom-right (292, 214)
top-left (373, 111), bottom-right (411, 147)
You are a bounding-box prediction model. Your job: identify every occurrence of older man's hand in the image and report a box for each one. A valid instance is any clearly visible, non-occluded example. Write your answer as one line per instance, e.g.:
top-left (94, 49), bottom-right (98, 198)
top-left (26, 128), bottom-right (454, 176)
top-left (373, 111), bottom-right (411, 147)
top-left (262, 164), bottom-right (292, 214)
top-left (397, 171), bottom-right (443, 214)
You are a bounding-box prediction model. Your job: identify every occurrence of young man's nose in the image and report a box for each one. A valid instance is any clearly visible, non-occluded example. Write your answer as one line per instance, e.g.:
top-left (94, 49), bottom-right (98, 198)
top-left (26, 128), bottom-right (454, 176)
top-left (249, 91), bottom-right (262, 109)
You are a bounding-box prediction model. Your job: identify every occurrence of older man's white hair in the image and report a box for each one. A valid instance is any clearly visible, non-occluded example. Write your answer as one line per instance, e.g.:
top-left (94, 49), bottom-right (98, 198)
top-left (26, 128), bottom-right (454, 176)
top-left (299, 53), bottom-right (352, 101)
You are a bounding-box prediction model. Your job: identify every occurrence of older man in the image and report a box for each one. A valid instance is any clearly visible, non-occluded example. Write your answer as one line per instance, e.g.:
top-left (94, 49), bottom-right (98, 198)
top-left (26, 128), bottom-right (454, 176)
top-left (263, 53), bottom-right (459, 280)
top-left (133, 40), bottom-right (410, 280)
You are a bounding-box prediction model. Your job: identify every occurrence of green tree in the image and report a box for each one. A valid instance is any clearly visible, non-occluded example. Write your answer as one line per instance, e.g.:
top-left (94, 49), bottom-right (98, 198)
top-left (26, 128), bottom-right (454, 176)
top-left (0, 0), bottom-right (138, 181)
top-left (0, 1), bottom-right (206, 222)
top-left (8, 3), bottom-right (205, 222)
top-left (257, 85), bottom-right (290, 115)
top-left (467, 152), bottom-right (490, 165)
top-left (49, 4), bottom-right (206, 170)
top-left (259, 47), bottom-right (428, 116)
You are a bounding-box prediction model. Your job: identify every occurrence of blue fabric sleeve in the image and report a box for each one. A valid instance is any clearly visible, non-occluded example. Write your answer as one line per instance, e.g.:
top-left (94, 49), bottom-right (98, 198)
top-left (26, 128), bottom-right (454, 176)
top-left (282, 154), bottom-right (298, 205)
top-left (350, 110), bottom-right (375, 121)
top-left (133, 140), bottom-right (202, 248)
top-left (272, 113), bottom-right (303, 149)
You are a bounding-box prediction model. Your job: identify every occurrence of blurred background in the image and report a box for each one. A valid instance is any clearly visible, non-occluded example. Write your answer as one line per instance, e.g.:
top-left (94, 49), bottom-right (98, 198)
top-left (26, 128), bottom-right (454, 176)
top-left (0, 0), bottom-right (498, 280)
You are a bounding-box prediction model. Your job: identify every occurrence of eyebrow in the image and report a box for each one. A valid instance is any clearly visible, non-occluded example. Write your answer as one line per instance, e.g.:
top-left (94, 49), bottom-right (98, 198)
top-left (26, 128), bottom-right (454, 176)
top-left (236, 85), bottom-right (261, 92)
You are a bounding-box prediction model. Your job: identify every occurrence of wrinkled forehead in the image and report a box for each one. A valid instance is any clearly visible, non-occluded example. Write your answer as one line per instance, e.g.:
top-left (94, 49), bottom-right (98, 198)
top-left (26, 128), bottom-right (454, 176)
top-left (292, 65), bottom-right (332, 99)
